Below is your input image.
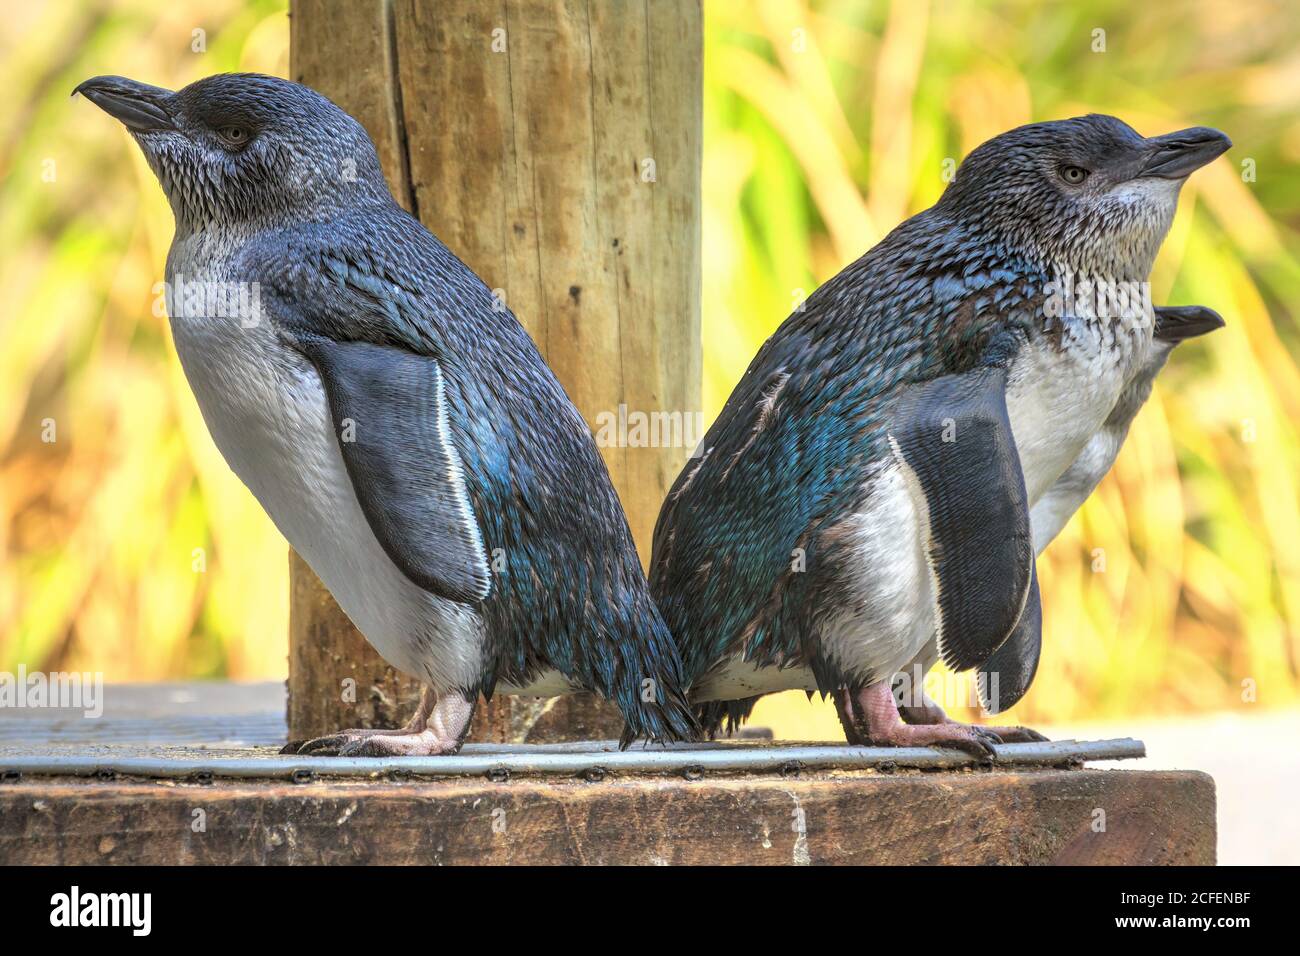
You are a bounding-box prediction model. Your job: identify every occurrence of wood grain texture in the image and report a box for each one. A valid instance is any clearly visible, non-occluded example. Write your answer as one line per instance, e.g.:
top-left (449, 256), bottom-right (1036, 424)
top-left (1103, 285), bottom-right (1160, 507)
top-left (0, 769), bottom-right (1215, 865)
top-left (285, 1), bottom-right (701, 742)
top-left (291, 0), bottom-right (414, 211)
top-left (391, 0), bottom-right (703, 553)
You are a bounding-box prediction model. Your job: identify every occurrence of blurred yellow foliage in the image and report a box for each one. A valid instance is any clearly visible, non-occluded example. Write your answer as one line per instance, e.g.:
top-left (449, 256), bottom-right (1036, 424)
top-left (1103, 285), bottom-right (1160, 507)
top-left (2, 1), bottom-right (1297, 737)
top-left (0, 0), bottom-right (290, 680)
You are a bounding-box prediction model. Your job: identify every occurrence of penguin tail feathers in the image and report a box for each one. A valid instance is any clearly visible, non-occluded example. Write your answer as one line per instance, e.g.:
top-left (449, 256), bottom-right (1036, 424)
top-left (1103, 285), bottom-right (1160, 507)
top-left (695, 697), bottom-right (760, 740)
top-left (613, 606), bottom-right (701, 748)
top-left (618, 686), bottom-right (702, 749)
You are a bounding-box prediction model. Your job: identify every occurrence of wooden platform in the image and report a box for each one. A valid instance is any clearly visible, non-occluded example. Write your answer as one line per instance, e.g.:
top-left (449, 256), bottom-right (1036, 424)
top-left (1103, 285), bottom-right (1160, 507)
top-left (0, 683), bottom-right (1216, 865)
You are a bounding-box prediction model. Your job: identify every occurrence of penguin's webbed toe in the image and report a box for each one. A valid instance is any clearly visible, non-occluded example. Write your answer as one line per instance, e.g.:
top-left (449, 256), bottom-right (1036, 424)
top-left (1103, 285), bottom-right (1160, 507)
top-left (836, 682), bottom-right (1004, 759)
top-left (288, 733), bottom-right (353, 756)
top-left (983, 725), bottom-right (1048, 744)
top-left (285, 729), bottom-right (467, 757)
top-left (901, 724), bottom-right (1003, 759)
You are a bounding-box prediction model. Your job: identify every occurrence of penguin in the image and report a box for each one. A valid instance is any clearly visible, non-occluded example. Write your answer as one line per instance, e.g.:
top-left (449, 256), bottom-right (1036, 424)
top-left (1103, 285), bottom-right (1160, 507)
top-left (650, 115), bottom-right (1230, 755)
top-left (973, 303), bottom-right (1224, 714)
top-left (76, 72), bottom-right (697, 755)
top-left (1030, 304), bottom-right (1224, 553)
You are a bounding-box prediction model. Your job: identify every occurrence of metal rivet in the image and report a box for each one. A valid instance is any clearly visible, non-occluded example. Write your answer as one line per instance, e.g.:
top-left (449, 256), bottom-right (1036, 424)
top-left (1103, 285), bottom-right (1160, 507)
top-left (583, 766), bottom-right (608, 783)
top-left (778, 760), bottom-right (804, 778)
top-left (682, 764), bottom-right (704, 781)
top-left (486, 767), bottom-right (510, 783)
top-left (291, 768), bottom-right (316, 784)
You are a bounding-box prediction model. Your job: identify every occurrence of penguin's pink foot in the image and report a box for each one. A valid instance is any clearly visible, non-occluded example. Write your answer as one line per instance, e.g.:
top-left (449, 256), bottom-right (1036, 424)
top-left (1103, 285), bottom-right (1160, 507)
top-left (294, 727), bottom-right (465, 757)
top-left (896, 694), bottom-right (1047, 743)
top-left (283, 688), bottom-right (475, 757)
top-left (835, 682), bottom-right (1002, 759)
top-left (971, 725), bottom-right (1046, 743)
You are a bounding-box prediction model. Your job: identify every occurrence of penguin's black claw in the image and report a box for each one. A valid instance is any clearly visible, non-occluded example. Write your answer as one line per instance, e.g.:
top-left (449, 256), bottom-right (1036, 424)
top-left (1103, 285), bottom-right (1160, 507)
top-left (943, 727), bottom-right (1002, 759)
top-left (874, 722), bottom-right (1003, 759)
top-left (279, 739), bottom-right (307, 755)
top-left (888, 729), bottom-right (1000, 760)
top-left (907, 725), bottom-right (1003, 759)
top-left (987, 726), bottom-right (1048, 743)
top-left (294, 734), bottom-right (350, 756)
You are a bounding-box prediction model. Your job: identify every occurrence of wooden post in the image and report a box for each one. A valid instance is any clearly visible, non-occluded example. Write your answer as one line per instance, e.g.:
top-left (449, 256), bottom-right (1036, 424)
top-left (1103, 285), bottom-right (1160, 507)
top-left (286, 0), bottom-right (703, 741)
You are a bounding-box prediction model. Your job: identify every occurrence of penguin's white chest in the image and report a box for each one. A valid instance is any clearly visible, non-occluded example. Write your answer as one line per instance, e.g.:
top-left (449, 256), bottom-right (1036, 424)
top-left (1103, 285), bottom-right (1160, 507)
top-left (1005, 323), bottom-right (1148, 504)
top-left (163, 250), bottom-right (483, 690)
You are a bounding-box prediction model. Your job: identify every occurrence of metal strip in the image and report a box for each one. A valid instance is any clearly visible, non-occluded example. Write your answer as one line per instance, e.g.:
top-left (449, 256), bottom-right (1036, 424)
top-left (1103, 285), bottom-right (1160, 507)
top-left (0, 738), bottom-right (1144, 780)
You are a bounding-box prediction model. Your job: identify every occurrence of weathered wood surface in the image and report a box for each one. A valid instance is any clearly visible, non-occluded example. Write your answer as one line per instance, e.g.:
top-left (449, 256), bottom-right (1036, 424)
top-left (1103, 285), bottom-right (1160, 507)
top-left (0, 770), bottom-right (1214, 865)
top-left (285, 0), bottom-right (702, 743)
top-left (0, 684), bottom-right (1215, 865)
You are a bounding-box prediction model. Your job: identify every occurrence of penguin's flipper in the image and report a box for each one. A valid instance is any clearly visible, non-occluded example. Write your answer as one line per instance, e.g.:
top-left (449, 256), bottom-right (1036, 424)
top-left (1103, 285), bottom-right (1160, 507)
top-left (978, 561), bottom-right (1041, 714)
top-left (1154, 304), bottom-right (1225, 343)
top-left (297, 336), bottom-right (492, 604)
top-left (889, 364), bottom-right (1034, 671)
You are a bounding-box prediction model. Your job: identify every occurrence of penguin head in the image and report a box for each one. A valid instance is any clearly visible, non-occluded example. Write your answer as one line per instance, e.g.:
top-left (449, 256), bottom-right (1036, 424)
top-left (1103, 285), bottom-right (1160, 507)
top-left (938, 114), bottom-right (1230, 278)
top-left (75, 73), bottom-right (392, 229)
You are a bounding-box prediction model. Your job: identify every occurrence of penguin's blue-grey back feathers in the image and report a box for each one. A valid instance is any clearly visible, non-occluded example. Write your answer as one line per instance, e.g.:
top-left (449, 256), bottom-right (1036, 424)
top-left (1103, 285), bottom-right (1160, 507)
top-left (651, 210), bottom-right (1045, 701)
top-left (246, 204), bottom-right (696, 743)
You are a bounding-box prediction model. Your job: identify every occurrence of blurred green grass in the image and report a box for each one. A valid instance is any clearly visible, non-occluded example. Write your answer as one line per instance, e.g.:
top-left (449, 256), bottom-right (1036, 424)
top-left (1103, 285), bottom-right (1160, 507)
top-left (0, 0), bottom-right (290, 680)
top-left (1, 0), bottom-right (1297, 735)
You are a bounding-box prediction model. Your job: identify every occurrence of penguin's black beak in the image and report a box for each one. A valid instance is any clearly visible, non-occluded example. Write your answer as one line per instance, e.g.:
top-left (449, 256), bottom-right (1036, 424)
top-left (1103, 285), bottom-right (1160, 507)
top-left (1154, 304), bottom-right (1226, 344)
top-left (74, 75), bottom-right (176, 132)
top-left (1140, 127), bottom-right (1232, 180)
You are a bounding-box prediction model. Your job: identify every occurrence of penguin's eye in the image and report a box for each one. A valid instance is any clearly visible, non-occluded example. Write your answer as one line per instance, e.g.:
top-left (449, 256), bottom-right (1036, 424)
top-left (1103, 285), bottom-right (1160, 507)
top-left (1059, 164), bottom-right (1090, 185)
top-left (218, 126), bottom-right (250, 148)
